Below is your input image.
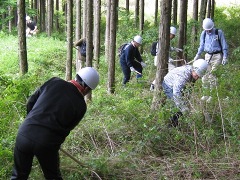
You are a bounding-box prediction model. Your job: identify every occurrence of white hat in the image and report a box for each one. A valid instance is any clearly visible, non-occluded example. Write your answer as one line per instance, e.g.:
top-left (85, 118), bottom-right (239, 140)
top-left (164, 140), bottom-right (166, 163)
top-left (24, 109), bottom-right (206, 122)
top-left (170, 26), bottom-right (177, 35)
top-left (202, 18), bottom-right (214, 30)
top-left (26, 16), bottom-right (30, 21)
top-left (133, 35), bottom-right (142, 45)
top-left (193, 59), bottom-right (208, 77)
top-left (77, 67), bottom-right (99, 89)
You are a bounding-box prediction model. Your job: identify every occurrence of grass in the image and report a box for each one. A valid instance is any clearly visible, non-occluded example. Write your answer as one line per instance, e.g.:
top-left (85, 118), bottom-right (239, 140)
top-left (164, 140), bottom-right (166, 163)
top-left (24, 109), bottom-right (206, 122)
top-left (0, 31), bottom-right (240, 179)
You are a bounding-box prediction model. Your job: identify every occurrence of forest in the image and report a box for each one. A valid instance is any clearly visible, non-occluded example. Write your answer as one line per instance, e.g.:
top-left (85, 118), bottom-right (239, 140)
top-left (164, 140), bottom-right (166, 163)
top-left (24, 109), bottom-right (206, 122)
top-left (0, 0), bottom-right (240, 179)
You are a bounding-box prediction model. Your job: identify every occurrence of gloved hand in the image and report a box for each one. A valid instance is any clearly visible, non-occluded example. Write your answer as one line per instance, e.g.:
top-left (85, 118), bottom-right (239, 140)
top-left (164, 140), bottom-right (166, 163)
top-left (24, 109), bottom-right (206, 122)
top-left (140, 61), bottom-right (147, 68)
top-left (193, 54), bottom-right (200, 61)
top-left (130, 67), bottom-right (135, 72)
top-left (222, 58), bottom-right (228, 65)
top-left (169, 58), bottom-right (174, 63)
top-left (174, 47), bottom-right (183, 52)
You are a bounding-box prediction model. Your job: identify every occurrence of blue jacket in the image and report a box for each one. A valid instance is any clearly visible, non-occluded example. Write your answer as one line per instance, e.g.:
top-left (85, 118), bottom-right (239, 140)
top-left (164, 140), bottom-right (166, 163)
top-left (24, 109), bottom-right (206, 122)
top-left (197, 28), bottom-right (228, 58)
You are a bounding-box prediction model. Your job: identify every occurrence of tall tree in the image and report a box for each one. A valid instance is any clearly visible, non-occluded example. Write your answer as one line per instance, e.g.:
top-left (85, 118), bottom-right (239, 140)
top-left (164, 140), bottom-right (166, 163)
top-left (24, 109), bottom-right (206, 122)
top-left (126, 0), bottom-right (129, 13)
top-left (135, 0), bottom-right (139, 28)
top-left (151, 0), bottom-right (172, 110)
top-left (39, 0), bottom-right (46, 32)
top-left (17, 0), bottom-right (28, 75)
top-left (105, 0), bottom-right (111, 60)
top-left (154, 0), bottom-right (158, 26)
top-left (172, 0), bottom-right (178, 25)
top-left (200, 0), bottom-right (207, 22)
top-left (192, 0), bottom-right (199, 44)
top-left (56, 0), bottom-right (60, 31)
top-left (107, 0), bottom-right (118, 94)
top-left (211, 0), bottom-right (215, 19)
top-left (85, 0), bottom-right (94, 101)
top-left (65, 0), bottom-right (73, 81)
top-left (75, 0), bottom-right (81, 72)
top-left (207, 0), bottom-right (211, 18)
top-left (93, 0), bottom-right (101, 69)
top-left (47, 0), bottom-right (53, 36)
top-left (177, 0), bottom-right (188, 62)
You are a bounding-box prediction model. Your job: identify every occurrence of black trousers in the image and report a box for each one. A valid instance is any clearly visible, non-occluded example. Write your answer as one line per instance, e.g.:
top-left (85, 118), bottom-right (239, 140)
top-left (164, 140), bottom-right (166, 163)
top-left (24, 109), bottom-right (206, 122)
top-left (11, 134), bottom-right (63, 180)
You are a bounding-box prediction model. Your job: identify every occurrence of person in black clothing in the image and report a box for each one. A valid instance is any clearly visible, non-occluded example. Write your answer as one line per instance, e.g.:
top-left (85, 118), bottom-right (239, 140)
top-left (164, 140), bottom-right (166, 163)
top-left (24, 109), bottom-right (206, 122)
top-left (120, 35), bottom-right (147, 85)
top-left (26, 16), bottom-right (38, 37)
top-left (11, 67), bottom-right (100, 180)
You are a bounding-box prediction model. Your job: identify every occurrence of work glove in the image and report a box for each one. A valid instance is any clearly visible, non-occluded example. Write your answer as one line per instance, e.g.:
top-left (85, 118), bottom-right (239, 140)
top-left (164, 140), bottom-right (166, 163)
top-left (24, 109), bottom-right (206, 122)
top-left (169, 58), bottom-right (174, 63)
top-left (140, 61), bottom-right (147, 68)
top-left (130, 67), bottom-right (135, 72)
top-left (222, 58), bottom-right (228, 65)
top-left (193, 54), bottom-right (200, 61)
top-left (173, 47), bottom-right (183, 52)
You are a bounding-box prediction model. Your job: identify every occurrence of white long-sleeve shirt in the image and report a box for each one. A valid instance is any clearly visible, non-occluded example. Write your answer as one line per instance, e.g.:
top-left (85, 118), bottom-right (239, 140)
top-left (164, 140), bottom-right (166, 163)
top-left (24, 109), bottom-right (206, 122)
top-left (163, 65), bottom-right (194, 111)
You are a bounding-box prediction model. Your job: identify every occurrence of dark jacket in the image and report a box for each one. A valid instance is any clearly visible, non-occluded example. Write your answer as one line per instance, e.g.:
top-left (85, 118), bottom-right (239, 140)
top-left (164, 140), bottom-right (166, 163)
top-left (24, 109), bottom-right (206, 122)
top-left (18, 77), bottom-right (87, 147)
top-left (120, 42), bottom-right (143, 70)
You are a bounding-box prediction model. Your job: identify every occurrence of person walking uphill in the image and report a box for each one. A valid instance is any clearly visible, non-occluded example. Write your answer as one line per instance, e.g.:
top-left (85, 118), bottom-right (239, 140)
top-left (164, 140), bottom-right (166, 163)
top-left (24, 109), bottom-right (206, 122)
top-left (193, 18), bottom-right (228, 102)
top-left (11, 67), bottom-right (100, 180)
top-left (162, 59), bottom-right (208, 127)
top-left (120, 35), bottom-right (147, 85)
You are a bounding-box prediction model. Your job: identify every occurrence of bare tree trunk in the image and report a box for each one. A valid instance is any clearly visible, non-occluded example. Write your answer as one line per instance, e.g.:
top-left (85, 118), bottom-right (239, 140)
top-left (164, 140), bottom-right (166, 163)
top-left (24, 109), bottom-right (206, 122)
top-left (75, 0), bottom-right (81, 72)
top-left (56, 0), bottom-right (60, 31)
top-left (151, 0), bottom-right (172, 110)
top-left (154, 0), bottom-right (158, 26)
top-left (177, 0), bottom-right (188, 62)
top-left (47, 0), bottom-right (53, 36)
top-left (65, 0), bottom-right (73, 81)
top-left (17, 0), bottom-right (28, 75)
top-left (8, 6), bottom-right (13, 33)
top-left (107, 0), bottom-right (117, 94)
top-left (105, 0), bottom-right (111, 60)
top-left (85, 0), bottom-right (94, 101)
top-left (93, 0), bottom-right (101, 69)
top-left (200, 0), bottom-right (207, 22)
top-left (135, 0), bottom-right (139, 28)
top-left (192, 0), bottom-right (199, 45)
top-left (211, 0), bottom-right (215, 19)
top-left (40, 0), bottom-right (46, 32)
top-left (172, 0), bottom-right (177, 25)
top-left (207, 0), bottom-right (211, 18)
top-left (139, 0), bottom-right (144, 53)
top-left (126, 0), bottom-right (129, 13)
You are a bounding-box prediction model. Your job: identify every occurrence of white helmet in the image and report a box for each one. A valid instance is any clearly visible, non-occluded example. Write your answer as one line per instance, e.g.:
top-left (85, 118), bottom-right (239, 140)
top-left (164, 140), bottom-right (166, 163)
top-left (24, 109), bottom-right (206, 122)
top-left (170, 26), bottom-right (177, 35)
top-left (77, 67), bottom-right (99, 89)
top-left (26, 16), bottom-right (30, 21)
top-left (193, 59), bottom-right (208, 77)
top-left (202, 18), bottom-right (214, 30)
top-left (133, 35), bottom-right (142, 45)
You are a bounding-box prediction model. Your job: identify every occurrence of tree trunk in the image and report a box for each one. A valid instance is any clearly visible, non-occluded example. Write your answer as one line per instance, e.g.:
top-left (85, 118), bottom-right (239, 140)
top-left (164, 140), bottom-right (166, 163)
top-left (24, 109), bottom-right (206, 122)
top-left (65, 0), bottom-right (73, 81)
top-left (154, 0), bottom-right (158, 26)
top-left (200, 0), bottom-right (207, 22)
top-left (93, 0), bottom-right (101, 69)
top-left (211, 0), bottom-right (215, 19)
top-left (192, 0), bottom-right (199, 45)
top-left (75, 0), bottom-right (81, 72)
top-left (126, 0), bottom-right (129, 13)
top-left (47, 0), bottom-right (53, 36)
top-left (40, 0), bottom-right (46, 32)
top-left (151, 0), bottom-right (172, 110)
top-left (104, 0), bottom-right (111, 60)
top-left (135, 0), bottom-right (139, 28)
top-left (177, 0), bottom-right (188, 62)
top-left (172, 0), bottom-right (178, 25)
top-left (56, 0), bottom-right (60, 31)
top-left (85, 0), bottom-right (94, 101)
top-left (17, 0), bottom-right (28, 75)
top-left (207, 0), bottom-right (211, 18)
top-left (107, 0), bottom-right (117, 94)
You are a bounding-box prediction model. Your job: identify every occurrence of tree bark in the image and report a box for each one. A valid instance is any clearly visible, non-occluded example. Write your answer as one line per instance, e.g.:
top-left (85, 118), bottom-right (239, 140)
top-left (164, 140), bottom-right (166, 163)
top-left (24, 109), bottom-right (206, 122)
top-left (17, 0), bottom-right (28, 75)
top-left (151, 0), bottom-right (172, 110)
top-left (65, 0), bottom-right (73, 81)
